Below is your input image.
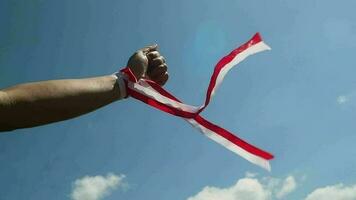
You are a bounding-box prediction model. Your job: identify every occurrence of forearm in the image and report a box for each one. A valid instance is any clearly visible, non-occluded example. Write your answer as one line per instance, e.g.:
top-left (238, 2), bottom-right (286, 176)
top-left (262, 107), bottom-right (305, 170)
top-left (0, 75), bottom-right (122, 131)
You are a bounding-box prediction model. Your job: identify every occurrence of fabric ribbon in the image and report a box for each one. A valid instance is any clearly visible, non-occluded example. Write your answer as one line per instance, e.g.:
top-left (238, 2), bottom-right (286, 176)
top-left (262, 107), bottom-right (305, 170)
top-left (121, 33), bottom-right (274, 171)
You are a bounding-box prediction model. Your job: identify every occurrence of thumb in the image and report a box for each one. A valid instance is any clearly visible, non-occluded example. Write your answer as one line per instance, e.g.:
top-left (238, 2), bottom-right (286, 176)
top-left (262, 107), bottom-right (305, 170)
top-left (140, 44), bottom-right (158, 54)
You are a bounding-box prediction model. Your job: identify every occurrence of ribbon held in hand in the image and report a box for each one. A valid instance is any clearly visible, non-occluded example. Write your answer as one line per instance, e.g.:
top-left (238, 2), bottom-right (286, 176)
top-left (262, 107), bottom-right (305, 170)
top-left (121, 33), bottom-right (274, 171)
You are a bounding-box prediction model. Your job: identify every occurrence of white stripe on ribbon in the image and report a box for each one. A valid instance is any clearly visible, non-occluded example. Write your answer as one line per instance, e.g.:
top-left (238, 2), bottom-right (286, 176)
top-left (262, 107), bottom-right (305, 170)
top-left (128, 80), bottom-right (202, 113)
top-left (186, 118), bottom-right (271, 171)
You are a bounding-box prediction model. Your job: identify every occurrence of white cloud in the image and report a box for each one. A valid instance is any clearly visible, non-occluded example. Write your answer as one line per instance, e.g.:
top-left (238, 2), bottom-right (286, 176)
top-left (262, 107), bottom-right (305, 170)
top-left (337, 95), bottom-right (349, 104)
top-left (187, 178), bottom-right (271, 200)
top-left (305, 184), bottom-right (356, 200)
top-left (337, 91), bottom-right (356, 105)
top-left (187, 174), bottom-right (297, 200)
top-left (276, 176), bottom-right (296, 199)
top-left (245, 172), bottom-right (258, 178)
top-left (71, 173), bottom-right (127, 200)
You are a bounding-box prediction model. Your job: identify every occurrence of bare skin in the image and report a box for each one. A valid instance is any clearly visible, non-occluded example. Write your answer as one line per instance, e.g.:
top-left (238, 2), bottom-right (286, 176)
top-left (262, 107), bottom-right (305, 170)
top-left (0, 45), bottom-right (169, 132)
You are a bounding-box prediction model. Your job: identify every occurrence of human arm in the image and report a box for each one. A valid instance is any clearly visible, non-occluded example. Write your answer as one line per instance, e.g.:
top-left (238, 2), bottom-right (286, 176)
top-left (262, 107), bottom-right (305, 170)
top-left (0, 75), bottom-right (122, 131)
top-left (0, 44), bottom-right (168, 132)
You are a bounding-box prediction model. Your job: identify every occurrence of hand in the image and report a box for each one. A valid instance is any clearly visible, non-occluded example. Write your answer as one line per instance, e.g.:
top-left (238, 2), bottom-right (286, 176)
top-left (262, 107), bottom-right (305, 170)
top-left (127, 44), bottom-right (169, 86)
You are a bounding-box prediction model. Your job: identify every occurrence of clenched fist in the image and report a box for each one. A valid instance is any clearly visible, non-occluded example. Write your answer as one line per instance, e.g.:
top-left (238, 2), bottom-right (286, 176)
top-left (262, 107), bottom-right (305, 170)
top-left (127, 44), bottom-right (169, 86)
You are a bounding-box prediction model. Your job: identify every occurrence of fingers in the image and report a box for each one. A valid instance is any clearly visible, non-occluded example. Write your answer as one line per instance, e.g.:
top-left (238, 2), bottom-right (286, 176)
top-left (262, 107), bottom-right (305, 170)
top-left (147, 54), bottom-right (166, 74)
top-left (147, 63), bottom-right (169, 86)
top-left (151, 56), bottom-right (166, 66)
top-left (156, 72), bottom-right (169, 86)
top-left (147, 51), bottom-right (160, 59)
top-left (149, 63), bottom-right (167, 77)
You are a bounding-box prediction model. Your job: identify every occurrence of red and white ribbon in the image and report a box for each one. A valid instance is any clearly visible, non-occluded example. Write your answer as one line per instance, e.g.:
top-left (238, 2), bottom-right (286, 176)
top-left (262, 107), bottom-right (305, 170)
top-left (121, 33), bottom-right (274, 171)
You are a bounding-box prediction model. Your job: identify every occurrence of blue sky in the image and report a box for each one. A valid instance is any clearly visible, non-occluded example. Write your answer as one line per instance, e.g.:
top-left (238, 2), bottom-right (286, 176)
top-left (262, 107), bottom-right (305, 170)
top-left (1, 0), bottom-right (356, 199)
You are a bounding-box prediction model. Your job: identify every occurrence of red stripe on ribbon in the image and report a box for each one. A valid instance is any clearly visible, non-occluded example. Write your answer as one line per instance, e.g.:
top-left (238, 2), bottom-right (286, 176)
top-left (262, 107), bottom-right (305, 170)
top-left (128, 87), bottom-right (196, 118)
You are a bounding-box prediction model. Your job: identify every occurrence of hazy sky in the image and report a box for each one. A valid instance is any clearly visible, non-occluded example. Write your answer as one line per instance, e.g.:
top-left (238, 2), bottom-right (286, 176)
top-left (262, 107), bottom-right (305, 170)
top-left (1, 0), bottom-right (356, 200)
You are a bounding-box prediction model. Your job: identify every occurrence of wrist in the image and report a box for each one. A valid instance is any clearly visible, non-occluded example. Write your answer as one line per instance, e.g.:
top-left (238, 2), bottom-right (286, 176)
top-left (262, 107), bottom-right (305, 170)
top-left (113, 71), bottom-right (128, 99)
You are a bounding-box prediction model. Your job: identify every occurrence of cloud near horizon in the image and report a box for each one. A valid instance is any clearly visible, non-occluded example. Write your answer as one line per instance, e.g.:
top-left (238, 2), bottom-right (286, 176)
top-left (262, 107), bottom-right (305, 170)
top-left (187, 173), bottom-right (297, 200)
top-left (305, 184), bottom-right (356, 200)
top-left (70, 173), bottom-right (127, 200)
top-left (187, 173), bottom-right (356, 200)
